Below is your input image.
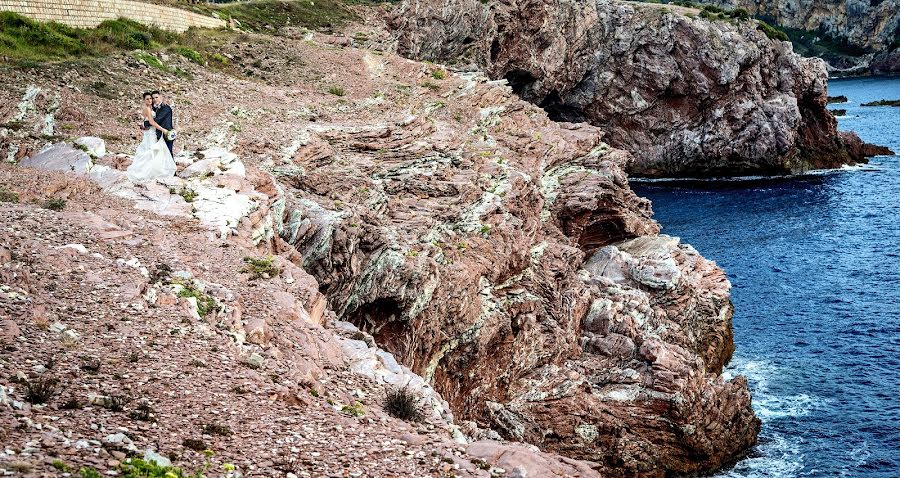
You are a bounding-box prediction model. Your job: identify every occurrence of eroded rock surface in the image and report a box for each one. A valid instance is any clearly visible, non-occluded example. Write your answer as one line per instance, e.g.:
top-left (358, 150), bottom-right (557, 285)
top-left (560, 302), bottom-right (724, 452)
top-left (392, 0), bottom-right (885, 177)
top-left (277, 70), bottom-right (759, 475)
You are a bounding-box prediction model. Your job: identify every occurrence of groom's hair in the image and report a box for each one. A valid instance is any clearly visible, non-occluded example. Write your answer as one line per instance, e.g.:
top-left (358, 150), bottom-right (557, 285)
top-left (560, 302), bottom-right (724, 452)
top-left (151, 90), bottom-right (161, 96)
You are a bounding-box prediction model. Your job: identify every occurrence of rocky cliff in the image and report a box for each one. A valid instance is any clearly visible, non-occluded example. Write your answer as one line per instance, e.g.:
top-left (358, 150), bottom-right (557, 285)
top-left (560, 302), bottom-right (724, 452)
top-left (276, 68), bottom-right (759, 476)
top-left (392, 0), bottom-right (886, 177)
top-left (699, 0), bottom-right (900, 73)
top-left (1, 12), bottom-right (758, 478)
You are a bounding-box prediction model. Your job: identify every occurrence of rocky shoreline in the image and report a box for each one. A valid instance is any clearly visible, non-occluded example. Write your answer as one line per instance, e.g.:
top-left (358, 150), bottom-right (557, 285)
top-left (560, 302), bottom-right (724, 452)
top-left (8, 1), bottom-right (892, 474)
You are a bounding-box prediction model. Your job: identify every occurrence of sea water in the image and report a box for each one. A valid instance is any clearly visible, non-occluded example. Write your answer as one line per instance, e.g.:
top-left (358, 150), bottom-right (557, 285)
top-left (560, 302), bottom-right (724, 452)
top-left (633, 76), bottom-right (900, 477)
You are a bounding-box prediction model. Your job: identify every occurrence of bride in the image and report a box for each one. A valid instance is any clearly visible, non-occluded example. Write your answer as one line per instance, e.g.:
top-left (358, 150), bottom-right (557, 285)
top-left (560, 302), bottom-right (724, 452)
top-left (127, 92), bottom-right (176, 183)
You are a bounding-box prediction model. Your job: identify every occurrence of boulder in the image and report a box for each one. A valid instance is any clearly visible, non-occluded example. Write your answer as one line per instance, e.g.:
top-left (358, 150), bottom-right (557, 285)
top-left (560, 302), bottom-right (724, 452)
top-left (20, 143), bottom-right (93, 174)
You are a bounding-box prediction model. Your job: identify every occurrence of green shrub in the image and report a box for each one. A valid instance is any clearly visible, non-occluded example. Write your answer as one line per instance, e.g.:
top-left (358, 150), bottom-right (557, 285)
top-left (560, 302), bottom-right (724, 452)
top-left (0, 188), bottom-right (19, 203)
top-left (174, 46), bottom-right (203, 64)
top-left (133, 52), bottom-right (167, 71)
top-left (241, 256), bottom-right (281, 279)
top-left (117, 458), bottom-right (201, 478)
top-left (210, 53), bottom-right (230, 65)
top-left (201, 0), bottom-right (357, 33)
top-left (41, 198), bottom-right (66, 211)
top-left (327, 85), bottom-right (346, 96)
top-left (757, 20), bottom-right (789, 41)
top-left (176, 282), bottom-right (217, 317)
top-left (79, 468), bottom-right (102, 478)
top-left (431, 69), bottom-right (446, 80)
top-left (384, 387), bottom-right (423, 422)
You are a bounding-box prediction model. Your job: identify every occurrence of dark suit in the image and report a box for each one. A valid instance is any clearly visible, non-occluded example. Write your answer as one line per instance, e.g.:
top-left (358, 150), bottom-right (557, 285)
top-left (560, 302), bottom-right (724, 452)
top-left (154, 104), bottom-right (175, 156)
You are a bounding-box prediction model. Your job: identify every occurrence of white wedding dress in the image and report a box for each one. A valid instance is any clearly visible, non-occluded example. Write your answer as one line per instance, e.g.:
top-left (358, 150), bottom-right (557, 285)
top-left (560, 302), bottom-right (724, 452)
top-left (127, 114), bottom-right (175, 183)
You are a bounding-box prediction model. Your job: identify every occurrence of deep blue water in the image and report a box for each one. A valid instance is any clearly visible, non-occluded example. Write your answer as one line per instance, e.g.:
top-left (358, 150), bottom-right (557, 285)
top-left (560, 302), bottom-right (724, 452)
top-left (633, 76), bottom-right (900, 477)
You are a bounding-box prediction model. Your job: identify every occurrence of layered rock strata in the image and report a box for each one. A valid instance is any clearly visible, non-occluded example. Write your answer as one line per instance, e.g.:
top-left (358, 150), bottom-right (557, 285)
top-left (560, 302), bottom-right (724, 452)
top-left (391, 0), bottom-right (885, 177)
top-left (277, 70), bottom-right (760, 475)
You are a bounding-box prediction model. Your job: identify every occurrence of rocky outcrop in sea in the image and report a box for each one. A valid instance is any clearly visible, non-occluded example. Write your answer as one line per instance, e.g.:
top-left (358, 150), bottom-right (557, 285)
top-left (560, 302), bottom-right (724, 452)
top-left (391, 0), bottom-right (885, 177)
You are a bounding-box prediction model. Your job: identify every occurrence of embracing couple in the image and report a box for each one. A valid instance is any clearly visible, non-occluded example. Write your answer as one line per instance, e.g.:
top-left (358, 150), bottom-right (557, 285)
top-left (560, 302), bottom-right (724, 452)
top-left (127, 91), bottom-right (178, 183)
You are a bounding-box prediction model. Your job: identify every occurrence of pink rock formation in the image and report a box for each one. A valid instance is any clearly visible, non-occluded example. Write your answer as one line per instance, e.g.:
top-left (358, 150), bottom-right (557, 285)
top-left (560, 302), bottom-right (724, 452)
top-left (391, 0), bottom-right (885, 177)
top-left (277, 73), bottom-right (759, 475)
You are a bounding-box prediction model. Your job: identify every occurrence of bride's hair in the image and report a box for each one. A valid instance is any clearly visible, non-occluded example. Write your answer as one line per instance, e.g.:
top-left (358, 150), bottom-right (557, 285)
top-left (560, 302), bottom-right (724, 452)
top-left (142, 92), bottom-right (152, 100)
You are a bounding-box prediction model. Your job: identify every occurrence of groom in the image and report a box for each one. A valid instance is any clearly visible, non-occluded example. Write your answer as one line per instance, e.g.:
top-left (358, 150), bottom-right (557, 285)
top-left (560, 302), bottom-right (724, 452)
top-left (151, 91), bottom-right (175, 157)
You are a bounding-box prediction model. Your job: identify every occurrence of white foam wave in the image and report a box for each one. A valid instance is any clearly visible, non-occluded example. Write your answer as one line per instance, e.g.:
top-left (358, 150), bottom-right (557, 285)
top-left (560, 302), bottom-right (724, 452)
top-left (630, 164), bottom-right (883, 183)
top-left (723, 358), bottom-right (827, 420)
top-left (715, 432), bottom-right (803, 478)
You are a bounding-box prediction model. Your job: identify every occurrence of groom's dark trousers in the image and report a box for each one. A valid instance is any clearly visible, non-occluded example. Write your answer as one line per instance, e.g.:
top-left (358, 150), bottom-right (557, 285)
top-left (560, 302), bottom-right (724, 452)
top-left (154, 104), bottom-right (175, 156)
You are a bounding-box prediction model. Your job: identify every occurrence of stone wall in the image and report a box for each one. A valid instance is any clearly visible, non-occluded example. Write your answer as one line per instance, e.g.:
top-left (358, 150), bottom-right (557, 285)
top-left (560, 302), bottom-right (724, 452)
top-left (0, 0), bottom-right (226, 32)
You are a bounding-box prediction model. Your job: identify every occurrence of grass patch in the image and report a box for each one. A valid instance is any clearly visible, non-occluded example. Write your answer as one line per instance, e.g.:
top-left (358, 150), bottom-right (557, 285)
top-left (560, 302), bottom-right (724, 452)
top-left (0, 13), bottom-right (185, 61)
top-left (327, 85), bottom-right (346, 96)
top-left (241, 256), bottom-right (281, 279)
top-left (24, 375), bottom-right (59, 404)
top-left (0, 188), bottom-right (19, 203)
top-left (173, 46), bottom-right (203, 64)
top-left (196, 0), bottom-right (357, 33)
top-left (118, 458), bottom-right (201, 478)
top-left (431, 69), bottom-right (446, 80)
top-left (41, 198), bottom-right (66, 211)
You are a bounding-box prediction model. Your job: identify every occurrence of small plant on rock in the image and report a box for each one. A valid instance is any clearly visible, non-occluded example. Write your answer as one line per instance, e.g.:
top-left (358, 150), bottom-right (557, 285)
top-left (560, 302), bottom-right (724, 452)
top-left (420, 80), bottom-right (441, 91)
top-left (60, 395), bottom-right (83, 410)
top-left (117, 458), bottom-right (197, 478)
top-left (181, 438), bottom-right (207, 452)
top-left (79, 467), bottom-right (102, 478)
top-left (41, 198), bottom-right (66, 211)
top-left (52, 460), bottom-right (70, 472)
top-left (341, 400), bottom-right (365, 417)
top-left (0, 188), bottom-right (19, 203)
top-left (128, 401), bottom-right (155, 422)
top-left (431, 69), bottom-right (446, 80)
top-left (104, 393), bottom-right (132, 412)
top-left (80, 356), bottom-right (101, 373)
top-left (24, 375), bottom-right (59, 404)
top-left (327, 85), bottom-right (346, 96)
top-left (384, 387), bottom-right (423, 422)
top-left (176, 283), bottom-right (217, 317)
top-left (177, 188), bottom-right (198, 203)
top-left (240, 256), bottom-right (281, 279)
top-left (202, 422), bottom-right (232, 436)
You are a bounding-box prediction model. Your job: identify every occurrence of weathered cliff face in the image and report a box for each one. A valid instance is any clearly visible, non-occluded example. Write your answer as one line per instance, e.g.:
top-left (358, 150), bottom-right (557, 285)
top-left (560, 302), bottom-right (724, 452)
top-left (277, 68), bottom-right (760, 475)
top-left (391, 0), bottom-right (881, 177)
top-left (699, 0), bottom-right (900, 74)
top-left (703, 0), bottom-right (900, 53)
top-left (0, 23), bottom-right (759, 476)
